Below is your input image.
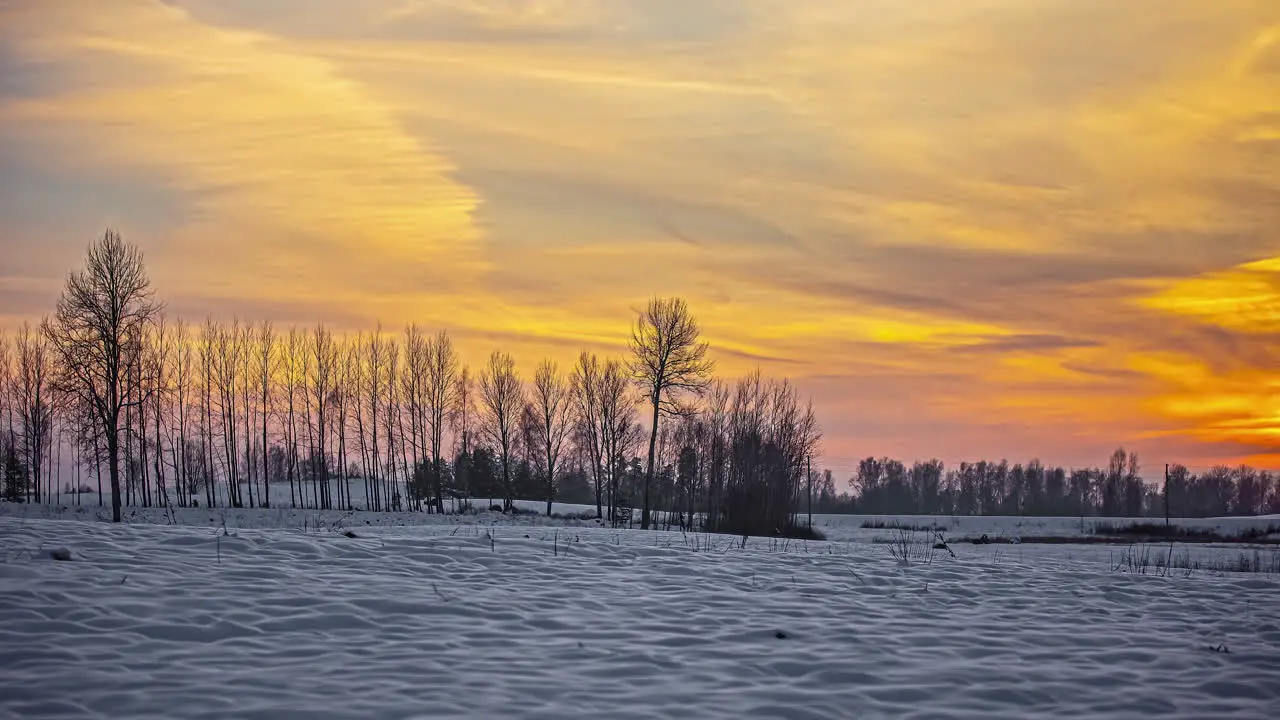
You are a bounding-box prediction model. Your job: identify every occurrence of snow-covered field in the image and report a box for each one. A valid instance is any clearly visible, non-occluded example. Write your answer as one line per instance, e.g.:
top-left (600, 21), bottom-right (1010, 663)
top-left (813, 512), bottom-right (1280, 542)
top-left (2, 505), bottom-right (1278, 719)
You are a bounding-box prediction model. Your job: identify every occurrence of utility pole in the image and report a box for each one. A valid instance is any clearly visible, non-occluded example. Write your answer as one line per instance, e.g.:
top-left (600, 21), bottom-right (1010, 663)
top-left (807, 454), bottom-right (813, 530)
top-left (1164, 463), bottom-right (1170, 528)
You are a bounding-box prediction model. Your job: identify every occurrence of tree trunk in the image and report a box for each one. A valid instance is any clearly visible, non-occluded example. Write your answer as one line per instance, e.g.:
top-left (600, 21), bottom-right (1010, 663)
top-left (154, 389), bottom-right (164, 508)
top-left (262, 396), bottom-right (270, 509)
top-left (595, 470), bottom-right (603, 520)
top-left (641, 398), bottom-right (660, 530)
top-left (108, 428), bottom-right (122, 523)
top-left (546, 455), bottom-right (555, 517)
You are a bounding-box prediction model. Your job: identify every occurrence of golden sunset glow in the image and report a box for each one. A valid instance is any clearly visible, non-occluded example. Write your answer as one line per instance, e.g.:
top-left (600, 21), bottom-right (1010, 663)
top-left (2, 0), bottom-right (1278, 475)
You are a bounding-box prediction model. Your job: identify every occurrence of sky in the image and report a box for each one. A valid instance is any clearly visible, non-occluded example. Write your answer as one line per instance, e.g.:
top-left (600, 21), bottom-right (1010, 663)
top-left (1, 0), bottom-right (1278, 479)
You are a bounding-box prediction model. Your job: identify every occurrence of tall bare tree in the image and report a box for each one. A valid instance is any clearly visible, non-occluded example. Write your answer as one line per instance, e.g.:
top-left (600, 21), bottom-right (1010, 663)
top-left (452, 364), bottom-right (474, 502)
top-left (256, 322), bottom-right (277, 508)
top-left (212, 320), bottom-right (243, 507)
top-left (336, 336), bottom-right (360, 510)
top-left (15, 323), bottom-right (53, 504)
top-left (147, 317), bottom-right (172, 507)
top-left (237, 321), bottom-right (255, 509)
top-left (628, 297), bottom-right (714, 529)
top-left (199, 318), bottom-right (217, 508)
top-left (310, 323), bottom-right (336, 509)
top-left (425, 330), bottom-right (460, 512)
top-left (0, 332), bottom-right (16, 502)
top-left (43, 231), bottom-right (160, 522)
top-left (531, 359), bottom-right (573, 516)
top-left (478, 351), bottom-right (523, 512)
top-left (402, 325), bottom-right (427, 510)
top-left (170, 319), bottom-right (193, 505)
top-left (361, 327), bottom-right (387, 511)
top-left (283, 327), bottom-right (305, 508)
top-left (599, 358), bottom-right (637, 522)
top-left (383, 336), bottom-right (407, 510)
top-left (571, 352), bottom-right (604, 518)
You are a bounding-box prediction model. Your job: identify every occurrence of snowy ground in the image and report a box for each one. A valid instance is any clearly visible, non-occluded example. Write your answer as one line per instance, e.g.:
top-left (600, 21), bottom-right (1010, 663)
top-left (1, 505), bottom-right (1278, 719)
top-left (812, 512), bottom-right (1280, 542)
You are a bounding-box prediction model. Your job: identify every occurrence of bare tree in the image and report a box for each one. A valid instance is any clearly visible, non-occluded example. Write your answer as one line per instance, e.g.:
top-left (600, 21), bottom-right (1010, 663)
top-left (256, 322), bottom-right (277, 508)
top-left (452, 364), bottom-right (474, 502)
top-left (478, 351), bottom-right (523, 512)
top-left (310, 323), bottom-right (336, 509)
top-left (425, 330), bottom-right (460, 512)
top-left (43, 230), bottom-right (160, 522)
top-left (15, 323), bottom-right (53, 504)
top-left (0, 331), bottom-right (10, 442)
top-left (571, 352), bottom-right (604, 518)
top-left (402, 325), bottom-right (427, 510)
top-left (696, 371), bottom-right (822, 536)
top-left (170, 319), bottom-right (193, 505)
top-left (213, 320), bottom-right (243, 507)
top-left (199, 318), bottom-right (217, 508)
top-left (237, 321), bottom-right (255, 509)
top-left (332, 334), bottom-right (354, 511)
top-left (702, 380), bottom-right (730, 531)
top-left (351, 331), bottom-right (372, 510)
top-left (531, 359), bottom-right (573, 516)
top-left (628, 297), bottom-right (715, 529)
top-left (341, 338), bottom-right (363, 507)
top-left (361, 327), bottom-right (387, 511)
top-left (147, 317), bottom-right (172, 507)
top-left (383, 336), bottom-right (409, 511)
top-left (599, 358), bottom-right (637, 522)
top-left (0, 332), bottom-right (16, 502)
top-left (283, 327), bottom-right (304, 508)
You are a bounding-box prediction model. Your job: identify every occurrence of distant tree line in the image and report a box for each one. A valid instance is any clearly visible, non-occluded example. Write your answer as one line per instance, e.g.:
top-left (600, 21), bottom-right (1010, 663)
top-left (809, 448), bottom-right (1280, 518)
top-left (0, 230), bottom-right (823, 536)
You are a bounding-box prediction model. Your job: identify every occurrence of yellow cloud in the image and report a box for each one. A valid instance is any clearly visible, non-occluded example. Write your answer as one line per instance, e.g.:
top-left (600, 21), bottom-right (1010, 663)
top-left (1, 0), bottom-right (481, 303)
top-left (1141, 258), bottom-right (1280, 333)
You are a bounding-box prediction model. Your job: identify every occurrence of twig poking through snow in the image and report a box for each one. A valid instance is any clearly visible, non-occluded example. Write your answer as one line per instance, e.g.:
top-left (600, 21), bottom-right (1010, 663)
top-left (934, 532), bottom-right (957, 558)
top-left (432, 583), bottom-right (454, 603)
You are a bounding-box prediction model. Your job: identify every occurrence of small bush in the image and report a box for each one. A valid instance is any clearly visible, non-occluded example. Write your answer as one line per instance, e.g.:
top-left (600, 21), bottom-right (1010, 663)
top-left (780, 523), bottom-right (826, 541)
top-left (1111, 544), bottom-right (1280, 576)
top-left (861, 519), bottom-right (948, 532)
top-left (1092, 522), bottom-right (1280, 544)
top-left (876, 529), bottom-right (940, 566)
top-left (551, 510), bottom-right (599, 522)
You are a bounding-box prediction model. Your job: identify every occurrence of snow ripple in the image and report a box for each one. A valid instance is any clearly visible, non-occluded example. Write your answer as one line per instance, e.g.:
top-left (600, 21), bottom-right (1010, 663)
top-left (0, 517), bottom-right (1276, 719)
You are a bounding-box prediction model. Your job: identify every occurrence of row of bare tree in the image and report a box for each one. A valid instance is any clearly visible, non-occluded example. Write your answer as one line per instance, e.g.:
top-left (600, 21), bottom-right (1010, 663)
top-left (809, 451), bottom-right (1280, 519)
top-left (1, 231), bottom-right (823, 536)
